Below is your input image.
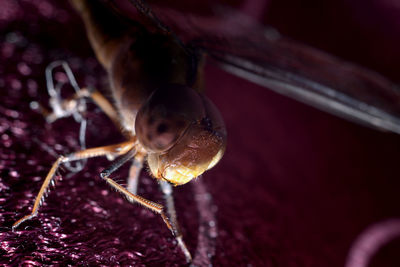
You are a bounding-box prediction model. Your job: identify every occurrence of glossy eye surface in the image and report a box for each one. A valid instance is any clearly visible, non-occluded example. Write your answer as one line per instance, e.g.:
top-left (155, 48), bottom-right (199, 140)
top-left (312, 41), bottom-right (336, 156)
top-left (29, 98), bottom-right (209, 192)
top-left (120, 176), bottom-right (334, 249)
top-left (136, 84), bottom-right (227, 185)
top-left (135, 84), bottom-right (205, 152)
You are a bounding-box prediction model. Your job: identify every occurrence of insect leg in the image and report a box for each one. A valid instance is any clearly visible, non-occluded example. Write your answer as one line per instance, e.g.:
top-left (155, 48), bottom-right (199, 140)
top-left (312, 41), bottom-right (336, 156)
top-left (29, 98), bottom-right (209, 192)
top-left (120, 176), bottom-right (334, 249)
top-left (12, 140), bottom-right (136, 231)
top-left (99, 158), bottom-right (191, 261)
top-left (127, 152), bottom-right (145, 194)
top-left (100, 162), bottom-right (169, 223)
top-left (160, 181), bottom-right (192, 263)
top-left (38, 87), bottom-right (121, 129)
top-left (76, 88), bottom-right (122, 130)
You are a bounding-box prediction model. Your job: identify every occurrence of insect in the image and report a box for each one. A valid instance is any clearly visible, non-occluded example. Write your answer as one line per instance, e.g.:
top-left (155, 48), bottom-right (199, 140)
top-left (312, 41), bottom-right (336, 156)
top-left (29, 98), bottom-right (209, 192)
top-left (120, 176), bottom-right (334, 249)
top-left (11, 0), bottom-right (400, 264)
top-left (12, 0), bottom-right (227, 262)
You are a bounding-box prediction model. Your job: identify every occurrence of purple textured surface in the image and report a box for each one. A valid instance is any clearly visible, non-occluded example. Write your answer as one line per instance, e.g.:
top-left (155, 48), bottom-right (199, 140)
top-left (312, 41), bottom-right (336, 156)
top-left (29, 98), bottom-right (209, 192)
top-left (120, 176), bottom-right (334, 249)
top-left (2, 0), bottom-right (400, 266)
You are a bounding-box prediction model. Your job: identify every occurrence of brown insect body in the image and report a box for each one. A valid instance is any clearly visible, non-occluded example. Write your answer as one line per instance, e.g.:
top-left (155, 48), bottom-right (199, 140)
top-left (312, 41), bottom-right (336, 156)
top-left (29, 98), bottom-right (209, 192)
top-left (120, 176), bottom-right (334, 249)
top-left (74, 0), bottom-right (195, 126)
top-left (73, 0), bottom-right (226, 185)
top-left (13, 1), bottom-right (225, 262)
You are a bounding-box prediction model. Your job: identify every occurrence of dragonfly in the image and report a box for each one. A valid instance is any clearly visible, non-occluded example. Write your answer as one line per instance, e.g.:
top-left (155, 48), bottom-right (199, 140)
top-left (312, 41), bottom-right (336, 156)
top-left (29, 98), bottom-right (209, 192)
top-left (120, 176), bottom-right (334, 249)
top-left (11, 0), bottom-right (400, 264)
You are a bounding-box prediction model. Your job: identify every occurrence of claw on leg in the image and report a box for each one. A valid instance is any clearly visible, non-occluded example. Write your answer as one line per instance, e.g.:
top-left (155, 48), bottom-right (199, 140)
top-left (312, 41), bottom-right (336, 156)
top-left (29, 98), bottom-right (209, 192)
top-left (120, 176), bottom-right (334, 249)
top-left (12, 214), bottom-right (37, 231)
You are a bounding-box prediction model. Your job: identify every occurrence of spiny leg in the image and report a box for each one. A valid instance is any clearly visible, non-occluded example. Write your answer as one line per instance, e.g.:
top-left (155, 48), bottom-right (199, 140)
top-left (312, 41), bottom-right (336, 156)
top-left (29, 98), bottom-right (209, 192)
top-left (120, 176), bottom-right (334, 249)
top-left (99, 154), bottom-right (192, 262)
top-left (160, 181), bottom-right (192, 262)
top-left (127, 152), bottom-right (145, 195)
top-left (12, 156), bottom-right (64, 230)
top-left (12, 140), bottom-right (136, 231)
top-left (99, 155), bottom-right (173, 231)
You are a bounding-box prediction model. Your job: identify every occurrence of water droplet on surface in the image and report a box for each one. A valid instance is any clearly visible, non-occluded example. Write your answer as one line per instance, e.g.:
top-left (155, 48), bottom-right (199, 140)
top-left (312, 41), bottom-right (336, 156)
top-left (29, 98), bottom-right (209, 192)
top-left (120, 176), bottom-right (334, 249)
top-left (5, 32), bottom-right (21, 44)
top-left (1, 134), bottom-right (9, 140)
top-left (4, 108), bottom-right (19, 118)
top-left (10, 170), bottom-right (19, 178)
top-left (27, 159), bottom-right (37, 165)
top-left (38, 1), bottom-right (54, 18)
top-left (17, 62), bottom-right (31, 76)
top-left (1, 43), bottom-right (15, 58)
top-left (10, 79), bottom-right (22, 90)
top-left (22, 46), bottom-right (43, 64)
top-left (27, 79), bottom-right (38, 96)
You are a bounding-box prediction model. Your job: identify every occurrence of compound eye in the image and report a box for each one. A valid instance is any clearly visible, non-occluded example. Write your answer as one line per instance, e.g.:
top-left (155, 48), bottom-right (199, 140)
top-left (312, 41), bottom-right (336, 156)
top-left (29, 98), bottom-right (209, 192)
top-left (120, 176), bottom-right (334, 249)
top-left (135, 85), bottom-right (205, 152)
top-left (137, 114), bottom-right (189, 152)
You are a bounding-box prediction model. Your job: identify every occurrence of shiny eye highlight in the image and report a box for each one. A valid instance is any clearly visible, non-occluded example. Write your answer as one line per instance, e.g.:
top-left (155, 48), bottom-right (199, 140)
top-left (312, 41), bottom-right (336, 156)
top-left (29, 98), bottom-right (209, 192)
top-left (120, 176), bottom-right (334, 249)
top-left (135, 84), bottom-right (206, 152)
top-left (138, 85), bottom-right (227, 185)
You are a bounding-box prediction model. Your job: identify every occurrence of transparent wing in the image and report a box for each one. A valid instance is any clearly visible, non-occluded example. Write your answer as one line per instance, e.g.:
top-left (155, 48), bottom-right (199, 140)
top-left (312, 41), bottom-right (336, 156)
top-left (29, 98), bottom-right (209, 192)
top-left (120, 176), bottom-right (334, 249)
top-left (123, 0), bottom-right (400, 134)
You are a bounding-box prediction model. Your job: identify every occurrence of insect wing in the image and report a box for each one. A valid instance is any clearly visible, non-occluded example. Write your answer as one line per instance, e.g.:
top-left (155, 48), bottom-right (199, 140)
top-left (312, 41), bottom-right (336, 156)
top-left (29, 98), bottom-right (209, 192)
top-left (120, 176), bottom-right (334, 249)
top-left (125, 0), bottom-right (400, 134)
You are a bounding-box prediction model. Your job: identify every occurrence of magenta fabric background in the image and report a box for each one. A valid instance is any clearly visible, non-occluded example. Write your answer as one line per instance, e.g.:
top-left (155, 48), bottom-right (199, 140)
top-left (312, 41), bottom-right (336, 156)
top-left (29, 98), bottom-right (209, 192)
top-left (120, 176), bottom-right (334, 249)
top-left (1, 0), bottom-right (400, 266)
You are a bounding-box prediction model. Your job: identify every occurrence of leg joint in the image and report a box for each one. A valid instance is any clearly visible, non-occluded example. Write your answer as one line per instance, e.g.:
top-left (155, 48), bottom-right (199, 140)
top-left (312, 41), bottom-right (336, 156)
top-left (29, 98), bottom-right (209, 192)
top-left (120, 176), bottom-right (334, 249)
top-left (100, 171), bottom-right (108, 179)
top-left (59, 155), bottom-right (67, 163)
